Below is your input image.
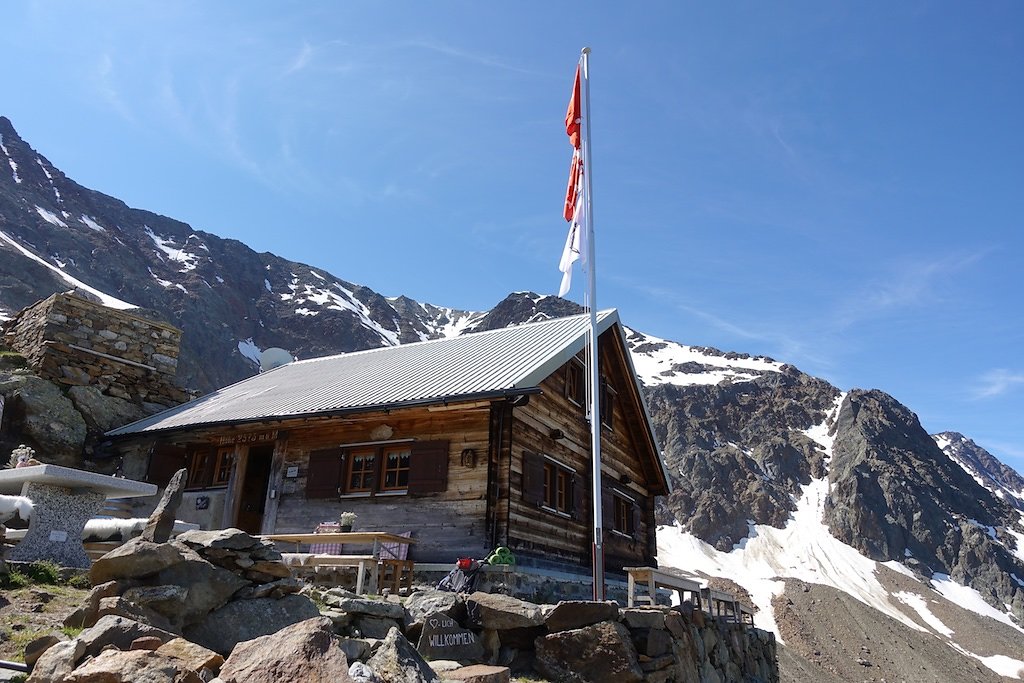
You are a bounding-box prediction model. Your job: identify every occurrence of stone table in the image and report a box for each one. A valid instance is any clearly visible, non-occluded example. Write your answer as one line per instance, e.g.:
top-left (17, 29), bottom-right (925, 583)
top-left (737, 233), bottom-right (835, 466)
top-left (0, 464), bottom-right (157, 568)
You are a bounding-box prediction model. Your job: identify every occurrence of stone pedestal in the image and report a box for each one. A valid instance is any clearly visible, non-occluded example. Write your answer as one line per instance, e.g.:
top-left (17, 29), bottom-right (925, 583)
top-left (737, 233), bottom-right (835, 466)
top-left (8, 482), bottom-right (105, 568)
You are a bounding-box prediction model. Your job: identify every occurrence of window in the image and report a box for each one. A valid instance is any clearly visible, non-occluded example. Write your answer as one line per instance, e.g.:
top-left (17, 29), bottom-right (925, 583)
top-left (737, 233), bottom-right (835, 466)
top-left (212, 447), bottom-right (234, 486)
top-left (543, 462), bottom-right (573, 514)
top-left (305, 440), bottom-right (449, 499)
top-left (347, 449), bottom-right (377, 492)
top-left (599, 379), bottom-right (616, 431)
top-left (381, 447), bottom-right (411, 491)
top-left (179, 445), bottom-right (235, 490)
top-left (186, 448), bottom-right (214, 489)
top-left (613, 495), bottom-right (632, 534)
top-left (523, 451), bottom-right (584, 519)
top-left (565, 359), bottom-right (585, 406)
top-left (604, 486), bottom-right (641, 538)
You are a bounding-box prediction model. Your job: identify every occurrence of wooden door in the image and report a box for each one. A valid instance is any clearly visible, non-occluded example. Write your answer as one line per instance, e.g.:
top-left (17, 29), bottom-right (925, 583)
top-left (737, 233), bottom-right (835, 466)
top-left (235, 445), bottom-right (274, 534)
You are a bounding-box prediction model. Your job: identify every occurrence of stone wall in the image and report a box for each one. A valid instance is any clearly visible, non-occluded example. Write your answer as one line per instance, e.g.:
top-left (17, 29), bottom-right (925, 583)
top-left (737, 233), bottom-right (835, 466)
top-left (2, 292), bottom-right (188, 408)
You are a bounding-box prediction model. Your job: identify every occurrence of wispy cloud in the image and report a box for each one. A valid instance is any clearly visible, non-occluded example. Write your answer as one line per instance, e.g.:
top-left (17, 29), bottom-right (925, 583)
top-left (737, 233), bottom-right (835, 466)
top-left (831, 250), bottom-right (987, 330)
top-left (284, 42), bottom-right (313, 75)
top-left (402, 39), bottom-right (542, 76)
top-left (973, 369), bottom-right (1024, 400)
top-left (92, 53), bottom-right (136, 124)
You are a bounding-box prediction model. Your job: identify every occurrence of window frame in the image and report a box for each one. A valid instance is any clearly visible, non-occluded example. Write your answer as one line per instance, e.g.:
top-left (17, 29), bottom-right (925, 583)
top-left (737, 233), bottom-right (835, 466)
top-left (524, 451), bottom-right (583, 520)
top-left (345, 448), bottom-right (379, 494)
top-left (599, 378), bottom-right (616, 431)
top-left (304, 439), bottom-right (448, 499)
top-left (565, 358), bottom-right (585, 407)
top-left (212, 447), bottom-right (234, 487)
top-left (182, 445), bottom-right (234, 491)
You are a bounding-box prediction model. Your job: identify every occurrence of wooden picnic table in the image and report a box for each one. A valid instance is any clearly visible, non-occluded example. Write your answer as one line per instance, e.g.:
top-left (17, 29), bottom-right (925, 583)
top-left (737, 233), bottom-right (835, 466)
top-left (261, 532), bottom-right (417, 594)
top-left (0, 464), bottom-right (156, 568)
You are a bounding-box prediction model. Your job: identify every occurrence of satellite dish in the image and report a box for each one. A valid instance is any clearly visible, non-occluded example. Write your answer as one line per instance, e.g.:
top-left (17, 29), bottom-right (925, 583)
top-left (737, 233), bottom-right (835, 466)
top-left (259, 347), bottom-right (294, 372)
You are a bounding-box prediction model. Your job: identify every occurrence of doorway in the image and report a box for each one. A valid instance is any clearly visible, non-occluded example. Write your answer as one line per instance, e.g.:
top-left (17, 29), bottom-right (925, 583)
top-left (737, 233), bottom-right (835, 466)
top-left (235, 444), bottom-right (274, 534)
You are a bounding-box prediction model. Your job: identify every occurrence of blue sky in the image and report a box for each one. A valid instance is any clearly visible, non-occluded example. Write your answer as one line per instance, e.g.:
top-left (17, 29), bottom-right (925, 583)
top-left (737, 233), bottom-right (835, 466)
top-left (3, 2), bottom-right (1023, 471)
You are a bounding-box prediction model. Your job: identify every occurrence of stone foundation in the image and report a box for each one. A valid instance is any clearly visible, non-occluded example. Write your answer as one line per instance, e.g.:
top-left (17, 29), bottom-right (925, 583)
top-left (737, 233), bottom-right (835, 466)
top-left (2, 292), bottom-right (188, 408)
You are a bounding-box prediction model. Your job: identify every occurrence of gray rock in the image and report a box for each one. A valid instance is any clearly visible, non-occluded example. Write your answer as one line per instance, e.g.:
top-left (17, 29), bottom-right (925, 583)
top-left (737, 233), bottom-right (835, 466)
top-left (183, 594), bottom-right (321, 656)
top-left (155, 555), bottom-right (250, 628)
top-left (403, 588), bottom-right (465, 628)
top-left (155, 637), bottom-right (224, 676)
top-left (67, 384), bottom-right (146, 434)
top-left (323, 593), bottom-right (406, 620)
top-left (353, 615), bottom-right (403, 640)
top-left (0, 375), bottom-right (87, 466)
top-left (545, 600), bottom-right (620, 632)
top-left (416, 611), bottom-right (484, 663)
top-left (25, 638), bottom-right (85, 683)
top-left (620, 607), bottom-right (667, 629)
top-left (534, 620), bottom-right (643, 683)
top-left (465, 592), bottom-right (544, 630)
top-left (61, 648), bottom-right (203, 683)
top-left (23, 634), bottom-right (61, 668)
top-left (218, 617), bottom-right (353, 683)
top-left (121, 584), bottom-right (189, 614)
top-left (175, 528), bottom-right (267, 552)
top-left (94, 596), bottom-right (175, 632)
top-left (89, 536), bottom-right (188, 585)
top-left (77, 614), bottom-right (176, 659)
top-left (367, 626), bottom-right (440, 683)
top-left (142, 467), bottom-right (187, 543)
top-left (349, 661), bottom-right (382, 683)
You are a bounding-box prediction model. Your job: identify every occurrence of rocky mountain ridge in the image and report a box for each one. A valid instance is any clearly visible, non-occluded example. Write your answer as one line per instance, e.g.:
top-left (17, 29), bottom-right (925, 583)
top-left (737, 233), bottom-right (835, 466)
top-left (3, 115), bottom-right (1024, 681)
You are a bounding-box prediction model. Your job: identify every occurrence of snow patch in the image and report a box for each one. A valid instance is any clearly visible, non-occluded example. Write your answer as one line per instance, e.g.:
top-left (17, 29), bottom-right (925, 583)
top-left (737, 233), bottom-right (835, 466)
top-left (894, 592), bottom-right (954, 635)
top-left (626, 328), bottom-right (783, 387)
top-left (79, 215), bottom-right (106, 232)
top-left (950, 644), bottom-right (1024, 679)
top-left (931, 573), bottom-right (1024, 634)
top-left (658, 477), bottom-right (925, 641)
top-left (0, 231), bottom-right (136, 309)
top-left (35, 206), bottom-right (67, 228)
top-left (264, 279), bottom-right (272, 292)
top-left (0, 134), bottom-right (21, 184)
top-left (237, 339), bottom-right (261, 365)
top-left (145, 226), bottom-right (200, 272)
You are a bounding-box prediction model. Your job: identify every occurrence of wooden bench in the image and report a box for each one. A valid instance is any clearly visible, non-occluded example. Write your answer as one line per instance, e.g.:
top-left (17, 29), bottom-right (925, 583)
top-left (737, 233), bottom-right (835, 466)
top-left (624, 566), bottom-right (703, 608)
top-left (281, 553), bottom-right (378, 593)
top-left (703, 587), bottom-right (754, 624)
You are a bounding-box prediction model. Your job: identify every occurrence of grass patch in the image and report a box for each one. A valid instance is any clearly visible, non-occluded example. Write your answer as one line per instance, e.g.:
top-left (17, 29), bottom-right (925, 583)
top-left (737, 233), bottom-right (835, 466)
top-left (1, 561), bottom-right (84, 590)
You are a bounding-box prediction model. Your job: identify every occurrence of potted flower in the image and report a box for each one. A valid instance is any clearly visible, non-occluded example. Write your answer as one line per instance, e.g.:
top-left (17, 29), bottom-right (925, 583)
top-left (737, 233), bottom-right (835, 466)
top-left (338, 511), bottom-right (357, 532)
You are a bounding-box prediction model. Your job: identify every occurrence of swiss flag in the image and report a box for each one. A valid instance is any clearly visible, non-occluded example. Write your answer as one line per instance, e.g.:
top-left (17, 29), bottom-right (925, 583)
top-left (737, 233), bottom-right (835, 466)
top-left (563, 65), bottom-right (582, 222)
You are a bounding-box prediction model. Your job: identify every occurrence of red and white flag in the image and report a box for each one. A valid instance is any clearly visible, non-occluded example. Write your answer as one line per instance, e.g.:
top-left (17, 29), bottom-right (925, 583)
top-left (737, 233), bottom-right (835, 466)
top-left (559, 64), bottom-right (587, 297)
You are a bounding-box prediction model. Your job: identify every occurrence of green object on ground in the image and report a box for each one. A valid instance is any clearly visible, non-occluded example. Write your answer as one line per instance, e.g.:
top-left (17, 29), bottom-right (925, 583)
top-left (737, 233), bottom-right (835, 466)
top-left (486, 546), bottom-right (516, 565)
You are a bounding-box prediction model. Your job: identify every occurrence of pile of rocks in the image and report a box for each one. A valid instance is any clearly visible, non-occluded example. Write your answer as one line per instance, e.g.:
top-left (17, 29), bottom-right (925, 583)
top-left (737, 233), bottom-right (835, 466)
top-left (21, 475), bottom-right (778, 681)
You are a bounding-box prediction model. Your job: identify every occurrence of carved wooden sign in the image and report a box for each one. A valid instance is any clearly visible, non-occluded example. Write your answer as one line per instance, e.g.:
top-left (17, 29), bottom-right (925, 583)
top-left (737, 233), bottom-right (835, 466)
top-left (416, 611), bottom-right (484, 661)
top-left (216, 430), bottom-right (278, 446)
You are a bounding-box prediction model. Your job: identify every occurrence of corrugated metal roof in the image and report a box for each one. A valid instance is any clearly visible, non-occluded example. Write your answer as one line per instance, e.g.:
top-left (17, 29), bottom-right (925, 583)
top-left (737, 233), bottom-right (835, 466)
top-left (109, 310), bottom-right (620, 436)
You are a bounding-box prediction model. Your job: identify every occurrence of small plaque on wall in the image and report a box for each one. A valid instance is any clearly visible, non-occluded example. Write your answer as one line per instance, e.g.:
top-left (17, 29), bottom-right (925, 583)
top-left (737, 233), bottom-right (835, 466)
top-left (286, 466), bottom-right (299, 478)
top-left (196, 496), bottom-right (210, 510)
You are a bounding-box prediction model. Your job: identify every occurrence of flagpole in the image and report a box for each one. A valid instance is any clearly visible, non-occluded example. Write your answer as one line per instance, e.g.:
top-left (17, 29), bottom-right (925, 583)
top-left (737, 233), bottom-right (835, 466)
top-left (580, 46), bottom-right (604, 602)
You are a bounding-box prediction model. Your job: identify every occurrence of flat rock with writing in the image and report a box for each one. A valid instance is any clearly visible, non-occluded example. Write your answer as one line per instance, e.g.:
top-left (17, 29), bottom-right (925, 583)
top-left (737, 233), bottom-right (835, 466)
top-left (417, 611), bottom-right (484, 662)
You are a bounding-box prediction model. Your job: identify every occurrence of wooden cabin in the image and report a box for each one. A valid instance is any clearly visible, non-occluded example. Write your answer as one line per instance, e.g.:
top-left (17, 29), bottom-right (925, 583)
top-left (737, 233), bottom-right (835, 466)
top-left (109, 310), bottom-right (670, 575)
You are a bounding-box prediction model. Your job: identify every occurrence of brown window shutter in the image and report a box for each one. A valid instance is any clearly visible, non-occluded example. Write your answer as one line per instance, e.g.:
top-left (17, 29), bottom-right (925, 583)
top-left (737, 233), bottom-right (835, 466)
top-left (147, 444), bottom-right (187, 487)
top-left (602, 486), bottom-right (615, 534)
top-left (306, 448), bottom-right (342, 499)
top-left (408, 440), bottom-right (449, 495)
top-left (571, 473), bottom-right (587, 521)
top-left (521, 451), bottom-right (545, 506)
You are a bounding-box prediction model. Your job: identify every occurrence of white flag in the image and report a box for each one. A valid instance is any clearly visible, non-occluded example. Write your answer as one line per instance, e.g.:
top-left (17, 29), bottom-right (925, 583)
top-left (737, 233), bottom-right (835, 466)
top-left (559, 153), bottom-right (587, 296)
